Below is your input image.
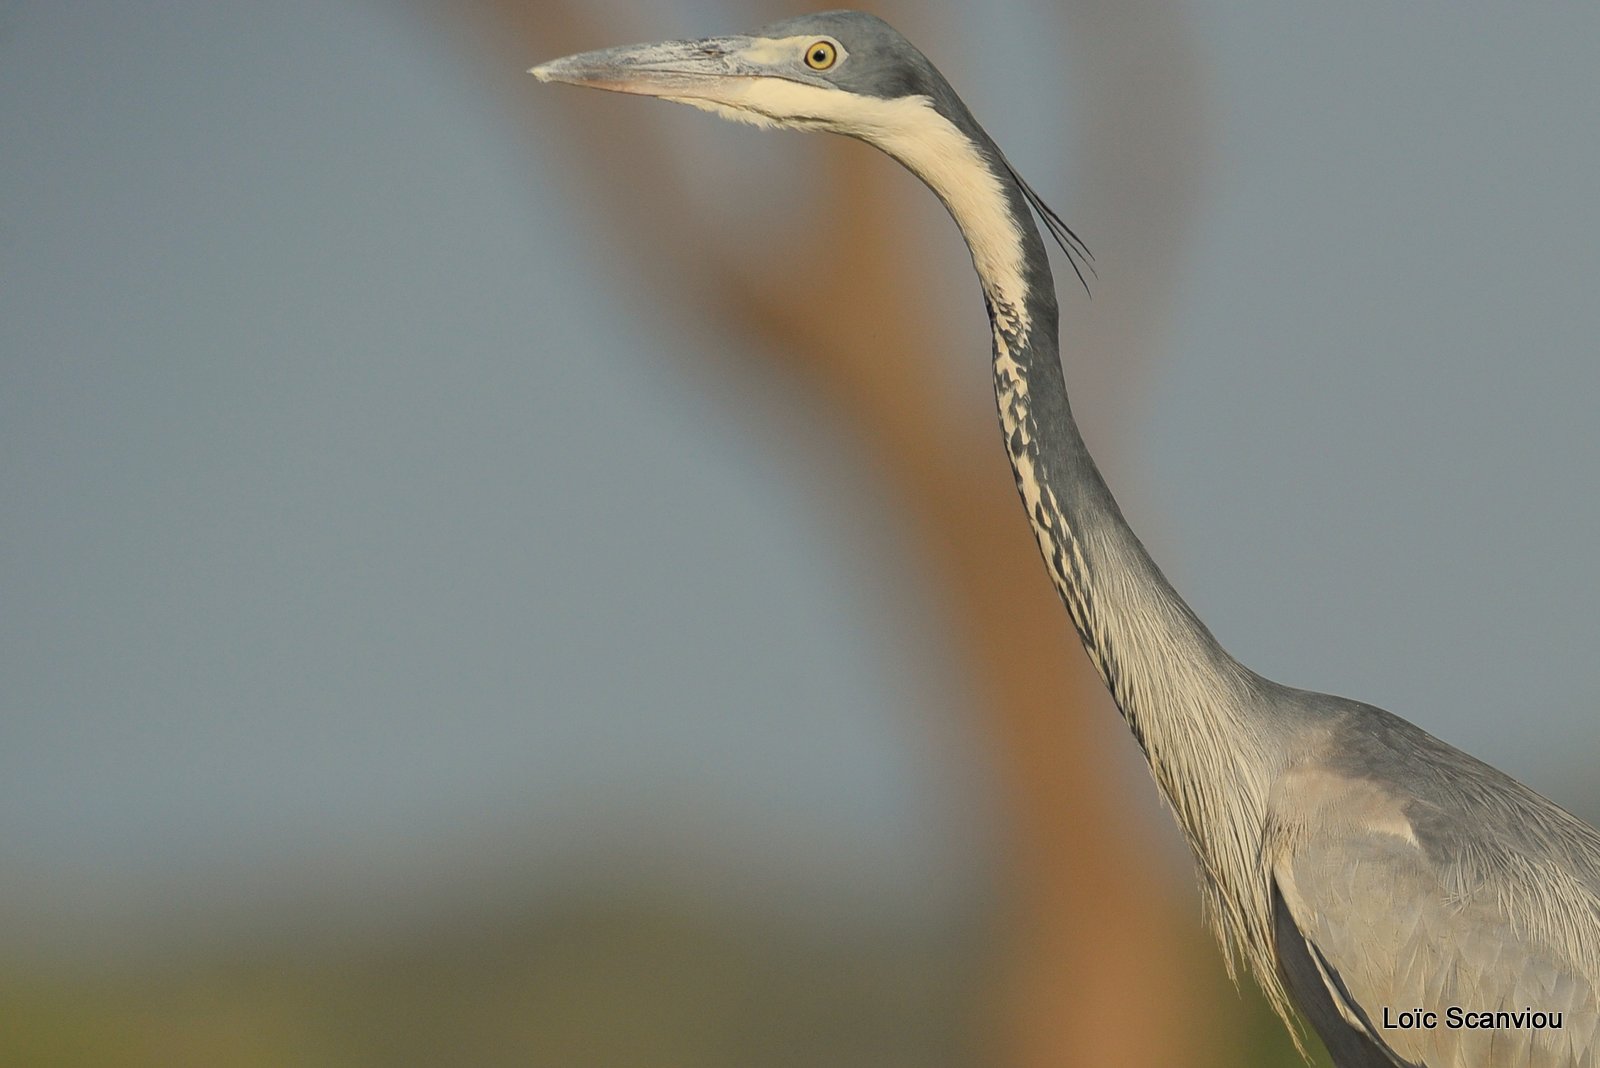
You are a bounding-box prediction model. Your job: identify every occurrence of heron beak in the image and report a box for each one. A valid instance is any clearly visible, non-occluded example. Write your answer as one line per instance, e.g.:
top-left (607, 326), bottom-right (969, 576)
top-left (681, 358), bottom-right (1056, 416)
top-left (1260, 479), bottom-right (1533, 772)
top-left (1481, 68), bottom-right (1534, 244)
top-left (529, 36), bottom-right (762, 101)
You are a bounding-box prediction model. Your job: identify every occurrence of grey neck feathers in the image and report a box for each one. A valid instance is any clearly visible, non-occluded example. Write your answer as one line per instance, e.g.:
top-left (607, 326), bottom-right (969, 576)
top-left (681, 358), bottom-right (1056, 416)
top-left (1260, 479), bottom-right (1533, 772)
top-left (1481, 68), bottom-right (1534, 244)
top-left (970, 153), bottom-right (1289, 991)
top-left (979, 165), bottom-right (1256, 751)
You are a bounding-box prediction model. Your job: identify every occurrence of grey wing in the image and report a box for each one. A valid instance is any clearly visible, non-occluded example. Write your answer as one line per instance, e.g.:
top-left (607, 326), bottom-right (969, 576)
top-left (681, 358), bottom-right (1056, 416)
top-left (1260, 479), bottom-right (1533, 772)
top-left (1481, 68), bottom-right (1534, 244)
top-left (1272, 874), bottom-right (1413, 1067)
top-left (1270, 786), bottom-right (1600, 1068)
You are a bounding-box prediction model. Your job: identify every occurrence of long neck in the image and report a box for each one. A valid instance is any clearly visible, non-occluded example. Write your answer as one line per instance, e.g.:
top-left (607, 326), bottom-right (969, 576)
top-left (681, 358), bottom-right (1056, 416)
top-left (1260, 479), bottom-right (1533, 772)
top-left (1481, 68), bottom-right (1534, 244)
top-left (866, 92), bottom-right (1297, 1019)
top-left (882, 96), bottom-right (1291, 946)
top-left (885, 109), bottom-right (1262, 757)
top-left (984, 201), bottom-right (1266, 770)
top-left (978, 189), bottom-right (1298, 1021)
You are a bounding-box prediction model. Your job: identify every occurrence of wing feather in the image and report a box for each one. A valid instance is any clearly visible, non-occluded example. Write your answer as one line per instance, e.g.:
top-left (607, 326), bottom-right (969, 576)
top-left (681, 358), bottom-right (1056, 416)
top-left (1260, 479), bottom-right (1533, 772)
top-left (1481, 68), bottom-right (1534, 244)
top-left (1268, 724), bottom-right (1600, 1068)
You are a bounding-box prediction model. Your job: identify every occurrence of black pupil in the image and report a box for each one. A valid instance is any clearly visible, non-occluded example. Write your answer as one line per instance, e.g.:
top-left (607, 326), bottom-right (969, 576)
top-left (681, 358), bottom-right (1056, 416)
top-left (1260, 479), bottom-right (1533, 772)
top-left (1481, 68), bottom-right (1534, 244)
top-left (812, 48), bottom-right (827, 63)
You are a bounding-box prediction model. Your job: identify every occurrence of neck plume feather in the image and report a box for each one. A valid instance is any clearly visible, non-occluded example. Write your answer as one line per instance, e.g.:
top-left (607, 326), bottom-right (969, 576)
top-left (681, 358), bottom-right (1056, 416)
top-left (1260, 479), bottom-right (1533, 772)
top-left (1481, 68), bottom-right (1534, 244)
top-left (885, 96), bottom-right (1295, 1021)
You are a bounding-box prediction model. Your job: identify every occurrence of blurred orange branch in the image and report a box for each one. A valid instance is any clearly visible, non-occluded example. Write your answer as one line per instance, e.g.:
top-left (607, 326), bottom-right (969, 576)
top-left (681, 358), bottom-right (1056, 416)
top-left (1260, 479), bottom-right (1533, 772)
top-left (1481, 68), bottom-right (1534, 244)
top-left (446, 2), bottom-right (1233, 1065)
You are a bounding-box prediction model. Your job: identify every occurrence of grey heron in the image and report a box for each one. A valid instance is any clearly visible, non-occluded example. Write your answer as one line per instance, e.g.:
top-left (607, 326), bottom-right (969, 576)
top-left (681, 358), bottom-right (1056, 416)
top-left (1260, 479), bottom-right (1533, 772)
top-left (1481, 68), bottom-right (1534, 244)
top-left (532, 12), bottom-right (1600, 1065)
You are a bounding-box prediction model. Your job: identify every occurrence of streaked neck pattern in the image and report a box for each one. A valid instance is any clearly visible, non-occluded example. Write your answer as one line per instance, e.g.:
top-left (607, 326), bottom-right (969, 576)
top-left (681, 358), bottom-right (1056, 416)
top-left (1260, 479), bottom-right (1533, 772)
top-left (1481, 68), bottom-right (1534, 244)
top-left (906, 103), bottom-right (1296, 1022)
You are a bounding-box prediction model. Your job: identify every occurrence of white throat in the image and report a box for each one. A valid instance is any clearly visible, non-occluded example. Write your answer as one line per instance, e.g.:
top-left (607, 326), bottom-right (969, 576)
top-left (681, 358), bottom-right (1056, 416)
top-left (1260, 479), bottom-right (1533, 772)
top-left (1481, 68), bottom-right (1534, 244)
top-left (673, 81), bottom-right (1030, 329)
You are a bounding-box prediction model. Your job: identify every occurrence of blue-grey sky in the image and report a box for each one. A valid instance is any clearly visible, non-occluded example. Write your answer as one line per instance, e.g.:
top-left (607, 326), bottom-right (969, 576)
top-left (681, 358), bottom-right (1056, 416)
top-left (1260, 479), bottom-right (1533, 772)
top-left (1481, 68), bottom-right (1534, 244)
top-left (2, 1), bottom-right (1597, 955)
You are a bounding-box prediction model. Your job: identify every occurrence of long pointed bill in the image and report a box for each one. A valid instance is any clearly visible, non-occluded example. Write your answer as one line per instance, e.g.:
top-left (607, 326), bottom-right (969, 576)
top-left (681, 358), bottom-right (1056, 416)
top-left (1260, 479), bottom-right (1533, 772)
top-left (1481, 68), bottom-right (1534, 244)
top-left (529, 37), bottom-right (761, 100)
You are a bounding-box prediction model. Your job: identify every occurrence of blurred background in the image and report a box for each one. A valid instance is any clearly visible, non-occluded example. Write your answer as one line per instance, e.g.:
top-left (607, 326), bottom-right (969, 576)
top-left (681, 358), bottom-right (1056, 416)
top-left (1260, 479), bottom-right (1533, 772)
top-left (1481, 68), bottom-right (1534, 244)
top-left (3, 1), bottom-right (1598, 1064)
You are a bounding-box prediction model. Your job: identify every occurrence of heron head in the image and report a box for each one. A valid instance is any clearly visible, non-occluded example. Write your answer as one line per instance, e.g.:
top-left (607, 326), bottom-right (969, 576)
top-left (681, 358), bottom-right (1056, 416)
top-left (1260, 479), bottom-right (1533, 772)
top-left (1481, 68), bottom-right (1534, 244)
top-left (529, 11), bottom-right (960, 142)
top-left (532, 12), bottom-right (1094, 296)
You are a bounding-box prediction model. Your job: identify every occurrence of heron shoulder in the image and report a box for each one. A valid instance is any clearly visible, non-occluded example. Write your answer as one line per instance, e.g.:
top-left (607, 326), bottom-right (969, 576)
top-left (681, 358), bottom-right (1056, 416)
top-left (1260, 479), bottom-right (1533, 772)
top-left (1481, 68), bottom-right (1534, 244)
top-left (1268, 699), bottom-right (1600, 887)
top-left (1266, 699), bottom-right (1600, 991)
top-left (1265, 705), bottom-right (1600, 1065)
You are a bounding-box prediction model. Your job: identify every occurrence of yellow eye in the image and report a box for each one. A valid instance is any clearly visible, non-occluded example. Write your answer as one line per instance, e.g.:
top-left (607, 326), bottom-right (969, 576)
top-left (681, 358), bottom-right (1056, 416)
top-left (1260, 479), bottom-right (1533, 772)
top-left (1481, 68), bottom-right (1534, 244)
top-left (804, 40), bottom-right (837, 71)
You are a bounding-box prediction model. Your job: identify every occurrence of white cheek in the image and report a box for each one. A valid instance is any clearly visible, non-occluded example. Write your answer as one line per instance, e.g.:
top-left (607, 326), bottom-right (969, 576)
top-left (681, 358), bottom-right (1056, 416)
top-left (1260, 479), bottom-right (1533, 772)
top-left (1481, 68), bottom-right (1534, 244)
top-left (664, 96), bottom-right (784, 130)
top-left (718, 82), bottom-right (1030, 324)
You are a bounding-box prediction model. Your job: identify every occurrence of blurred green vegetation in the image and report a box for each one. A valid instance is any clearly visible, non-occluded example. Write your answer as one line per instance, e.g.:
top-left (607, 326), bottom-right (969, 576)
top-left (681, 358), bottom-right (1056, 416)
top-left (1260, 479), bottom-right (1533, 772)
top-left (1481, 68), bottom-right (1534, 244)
top-left (2, 887), bottom-right (1328, 1067)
